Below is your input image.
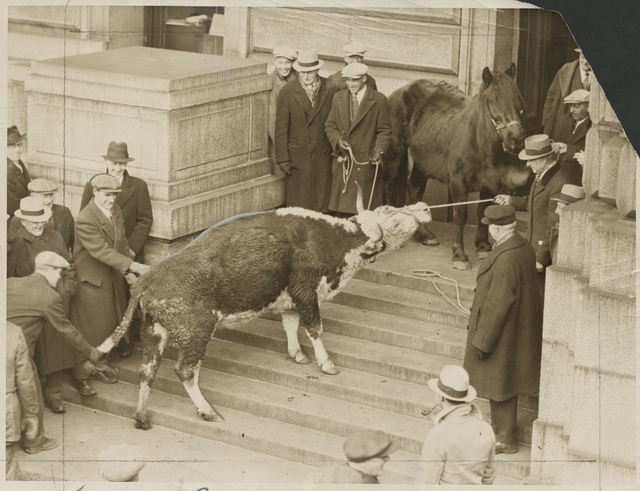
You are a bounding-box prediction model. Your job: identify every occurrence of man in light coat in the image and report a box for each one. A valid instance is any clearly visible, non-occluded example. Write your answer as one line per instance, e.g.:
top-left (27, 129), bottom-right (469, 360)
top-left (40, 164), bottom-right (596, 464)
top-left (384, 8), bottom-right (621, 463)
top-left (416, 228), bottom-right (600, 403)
top-left (325, 62), bottom-right (391, 216)
top-left (268, 46), bottom-right (297, 175)
top-left (416, 365), bottom-right (496, 485)
top-left (463, 205), bottom-right (543, 454)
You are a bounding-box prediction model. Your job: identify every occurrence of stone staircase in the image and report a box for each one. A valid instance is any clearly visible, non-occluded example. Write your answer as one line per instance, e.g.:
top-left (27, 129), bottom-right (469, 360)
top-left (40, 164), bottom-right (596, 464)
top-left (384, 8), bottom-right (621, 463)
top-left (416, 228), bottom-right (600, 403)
top-left (57, 222), bottom-right (537, 484)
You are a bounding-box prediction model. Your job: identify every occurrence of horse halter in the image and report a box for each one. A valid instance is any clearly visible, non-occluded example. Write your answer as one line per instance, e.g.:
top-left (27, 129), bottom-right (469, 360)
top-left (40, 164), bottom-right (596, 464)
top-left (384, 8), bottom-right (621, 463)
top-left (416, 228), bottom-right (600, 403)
top-left (490, 116), bottom-right (522, 154)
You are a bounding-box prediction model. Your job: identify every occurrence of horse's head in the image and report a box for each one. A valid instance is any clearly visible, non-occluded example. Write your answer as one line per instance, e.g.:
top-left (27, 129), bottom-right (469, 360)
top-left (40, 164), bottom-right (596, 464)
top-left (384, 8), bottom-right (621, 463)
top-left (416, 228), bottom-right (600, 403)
top-left (480, 64), bottom-right (525, 154)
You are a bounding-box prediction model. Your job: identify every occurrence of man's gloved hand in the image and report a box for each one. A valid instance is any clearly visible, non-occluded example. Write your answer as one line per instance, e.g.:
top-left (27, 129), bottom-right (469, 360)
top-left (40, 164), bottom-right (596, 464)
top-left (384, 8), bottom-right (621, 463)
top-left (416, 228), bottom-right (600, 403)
top-left (278, 161), bottom-right (291, 175)
top-left (124, 272), bottom-right (138, 285)
top-left (338, 138), bottom-right (351, 151)
top-left (129, 262), bottom-right (151, 276)
top-left (21, 416), bottom-right (39, 441)
top-left (474, 346), bottom-right (486, 361)
top-left (372, 149), bottom-right (383, 165)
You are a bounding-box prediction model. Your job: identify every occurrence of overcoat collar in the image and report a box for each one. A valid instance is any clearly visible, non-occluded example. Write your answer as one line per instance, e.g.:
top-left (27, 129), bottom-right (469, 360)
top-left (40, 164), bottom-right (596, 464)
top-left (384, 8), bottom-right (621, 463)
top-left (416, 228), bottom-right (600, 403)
top-left (336, 86), bottom-right (377, 136)
top-left (15, 225), bottom-right (50, 244)
top-left (88, 199), bottom-right (115, 243)
top-left (476, 233), bottom-right (526, 279)
top-left (532, 163), bottom-right (560, 199)
top-left (109, 170), bottom-right (135, 208)
top-left (7, 158), bottom-right (29, 182)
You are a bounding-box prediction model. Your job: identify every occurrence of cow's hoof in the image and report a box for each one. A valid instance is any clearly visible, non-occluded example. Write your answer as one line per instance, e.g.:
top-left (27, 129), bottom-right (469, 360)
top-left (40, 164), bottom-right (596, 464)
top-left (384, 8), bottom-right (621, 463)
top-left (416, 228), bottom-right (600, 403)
top-left (453, 260), bottom-right (471, 271)
top-left (422, 237), bottom-right (440, 247)
top-left (320, 361), bottom-right (340, 375)
top-left (200, 411), bottom-right (224, 422)
top-left (134, 418), bottom-right (152, 430)
top-left (293, 351), bottom-right (312, 365)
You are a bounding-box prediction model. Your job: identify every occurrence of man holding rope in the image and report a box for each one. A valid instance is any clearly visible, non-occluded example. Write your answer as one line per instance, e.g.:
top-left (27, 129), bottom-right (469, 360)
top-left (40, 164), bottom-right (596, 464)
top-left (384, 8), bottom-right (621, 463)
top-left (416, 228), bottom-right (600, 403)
top-left (325, 62), bottom-right (391, 217)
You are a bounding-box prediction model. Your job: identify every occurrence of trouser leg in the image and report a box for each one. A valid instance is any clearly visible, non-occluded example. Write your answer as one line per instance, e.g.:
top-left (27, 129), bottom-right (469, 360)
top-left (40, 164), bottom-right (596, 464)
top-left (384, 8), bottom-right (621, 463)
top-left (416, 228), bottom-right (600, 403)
top-left (537, 270), bottom-right (546, 308)
top-left (44, 370), bottom-right (65, 403)
top-left (490, 396), bottom-right (518, 444)
top-left (74, 355), bottom-right (90, 381)
top-left (6, 443), bottom-right (18, 480)
top-left (22, 361), bottom-right (46, 452)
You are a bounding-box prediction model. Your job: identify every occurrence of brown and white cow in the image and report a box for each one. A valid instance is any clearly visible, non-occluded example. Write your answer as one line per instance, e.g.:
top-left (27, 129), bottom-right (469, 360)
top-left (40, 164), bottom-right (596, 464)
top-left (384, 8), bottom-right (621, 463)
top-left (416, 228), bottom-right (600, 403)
top-left (99, 189), bottom-right (431, 429)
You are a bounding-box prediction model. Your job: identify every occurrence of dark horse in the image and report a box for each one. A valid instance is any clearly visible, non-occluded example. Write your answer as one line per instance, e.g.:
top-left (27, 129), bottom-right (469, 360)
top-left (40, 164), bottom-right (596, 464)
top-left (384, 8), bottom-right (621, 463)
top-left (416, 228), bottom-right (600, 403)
top-left (383, 64), bottom-right (528, 270)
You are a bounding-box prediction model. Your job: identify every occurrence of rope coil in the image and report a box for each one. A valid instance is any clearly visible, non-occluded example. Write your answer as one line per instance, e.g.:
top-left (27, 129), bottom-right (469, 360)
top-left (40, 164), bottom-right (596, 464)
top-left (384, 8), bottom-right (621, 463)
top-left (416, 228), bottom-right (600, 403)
top-left (339, 146), bottom-right (380, 210)
top-left (412, 269), bottom-right (471, 315)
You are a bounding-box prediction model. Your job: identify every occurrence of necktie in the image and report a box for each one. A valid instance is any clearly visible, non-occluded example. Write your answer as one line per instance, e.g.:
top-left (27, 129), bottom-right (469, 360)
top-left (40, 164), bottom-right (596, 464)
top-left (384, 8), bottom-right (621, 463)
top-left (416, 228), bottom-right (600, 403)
top-left (582, 71), bottom-right (591, 91)
top-left (350, 94), bottom-right (359, 122)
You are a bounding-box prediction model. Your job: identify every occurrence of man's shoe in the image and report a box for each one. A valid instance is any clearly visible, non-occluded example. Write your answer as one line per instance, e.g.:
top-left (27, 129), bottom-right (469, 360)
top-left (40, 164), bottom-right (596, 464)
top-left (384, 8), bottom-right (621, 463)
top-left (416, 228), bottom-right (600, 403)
top-left (93, 371), bottom-right (118, 384)
top-left (44, 398), bottom-right (66, 414)
top-left (495, 442), bottom-right (518, 454)
top-left (74, 379), bottom-right (97, 396)
top-left (118, 342), bottom-right (133, 358)
top-left (24, 437), bottom-right (59, 454)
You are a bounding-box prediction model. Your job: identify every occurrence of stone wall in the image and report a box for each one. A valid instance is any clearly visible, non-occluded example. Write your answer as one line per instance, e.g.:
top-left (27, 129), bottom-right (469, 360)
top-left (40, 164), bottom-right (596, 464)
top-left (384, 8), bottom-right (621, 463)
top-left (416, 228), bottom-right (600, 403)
top-left (529, 76), bottom-right (636, 485)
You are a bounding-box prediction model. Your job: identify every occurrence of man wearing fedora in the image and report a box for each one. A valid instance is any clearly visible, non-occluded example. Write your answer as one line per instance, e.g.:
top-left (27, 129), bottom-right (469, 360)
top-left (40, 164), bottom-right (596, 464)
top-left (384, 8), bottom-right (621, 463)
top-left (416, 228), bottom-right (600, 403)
top-left (463, 205), bottom-right (543, 455)
top-left (550, 184), bottom-right (586, 264)
top-left (7, 197), bottom-right (78, 413)
top-left (80, 142), bottom-right (153, 357)
top-left (325, 62), bottom-right (391, 216)
top-left (309, 429), bottom-right (398, 483)
top-left (7, 251), bottom-right (107, 454)
top-left (327, 43), bottom-right (378, 93)
top-left (558, 89), bottom-right (592, 184)
top-left (417, 365), bottom-right (496, 485)
top-left (275, 48), bottom-right (337, 213)
top-left (71, 174), bottom-right (150, 395)
top-left (269, 46), bottom-right (297, 175)
top-left (542, 48), bottom-right (592, 142)
top-left (7, 125), bottom-right (31, 219)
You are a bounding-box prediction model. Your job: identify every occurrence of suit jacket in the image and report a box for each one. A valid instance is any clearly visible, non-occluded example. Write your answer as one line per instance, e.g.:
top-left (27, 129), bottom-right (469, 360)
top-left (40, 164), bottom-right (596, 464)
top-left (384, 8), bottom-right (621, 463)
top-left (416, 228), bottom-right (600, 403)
top-left (7, 158), bottom-right (31, 219)
top-left (70, 200), bottom-right (133, 347)
top-left (81, 170), bottom-right (152, 262)
top-left (542, 60), bottom-right (584, 142)
top-left (325, 86), bottom-right (392, 213)
top-left (560, 116), bottom-right (592, 185)
top-left (462, 233), bottom-right (543, 401)
top-left (275, 76), bottom-right (336, 212)
top-left (511, 164), bottom-right (570, 266)
top-left (327, 70), bottom-right (377, 94)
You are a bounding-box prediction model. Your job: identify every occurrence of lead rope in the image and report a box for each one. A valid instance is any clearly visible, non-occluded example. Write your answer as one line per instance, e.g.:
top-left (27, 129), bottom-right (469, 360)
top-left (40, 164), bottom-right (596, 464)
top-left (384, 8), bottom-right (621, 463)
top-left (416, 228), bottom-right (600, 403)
top-left (411, 269), bottom-right (471, 315)
top-left (340, 147), bottom-right (380, 210)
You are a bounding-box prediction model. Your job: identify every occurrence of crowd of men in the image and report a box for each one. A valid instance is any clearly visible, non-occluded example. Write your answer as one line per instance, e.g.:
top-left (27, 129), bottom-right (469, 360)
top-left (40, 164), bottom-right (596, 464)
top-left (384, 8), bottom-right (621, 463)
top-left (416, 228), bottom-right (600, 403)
top-left (6, 42), bottom-right (592, 484)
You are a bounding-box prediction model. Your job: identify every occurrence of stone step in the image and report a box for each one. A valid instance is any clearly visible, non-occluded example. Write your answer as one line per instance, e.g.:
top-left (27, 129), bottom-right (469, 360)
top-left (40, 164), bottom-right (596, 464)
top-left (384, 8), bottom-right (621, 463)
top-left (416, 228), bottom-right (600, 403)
top-left (333, 279), bottom-right (471, 329)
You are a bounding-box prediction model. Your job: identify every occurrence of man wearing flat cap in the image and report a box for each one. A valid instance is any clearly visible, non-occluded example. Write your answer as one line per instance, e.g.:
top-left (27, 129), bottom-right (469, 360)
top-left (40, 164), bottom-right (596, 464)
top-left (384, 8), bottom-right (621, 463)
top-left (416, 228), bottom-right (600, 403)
top-left (27, 178), bottom-right (75, 252)
top-left (7, 197), bottom-right (78, 413)
top-left (558, 89), bottom-right (591, 184)
top-left (463, 205), bottom-right (543, 455)
top-left (417, 365), bottom-right (496, 484)
top-left (275, 48), bottom-right (337, 212)
top-left (327, 43), bottom-right (378, 93)
top-left (309, 429), bottom-right (397, 483)
top-left (71, 174), bottom-right (150, 395)
top-left (269, 46), bottom-right (297, 174)
top-left (550, 184), bottom-right (585, 264)
top-left (7, 125), bottom-right (31, 219)
top-left (325, 62), bottom-right (391, 216)
top-left (7, 251), bottom-right (108, 454)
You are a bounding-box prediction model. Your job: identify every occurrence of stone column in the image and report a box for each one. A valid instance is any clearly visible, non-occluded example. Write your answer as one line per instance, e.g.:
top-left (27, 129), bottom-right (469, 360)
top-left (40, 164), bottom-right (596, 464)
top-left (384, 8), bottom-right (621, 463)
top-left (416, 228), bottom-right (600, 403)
top-left (24, 46), bottom-right (284, 262)
top-left (528, 76), bottom-right (636, 485)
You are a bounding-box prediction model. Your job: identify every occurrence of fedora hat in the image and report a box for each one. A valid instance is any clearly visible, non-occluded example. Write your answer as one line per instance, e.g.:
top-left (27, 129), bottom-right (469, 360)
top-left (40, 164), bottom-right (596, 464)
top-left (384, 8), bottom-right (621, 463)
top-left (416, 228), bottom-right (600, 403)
top-left (551, 184), bottom-right (586, 204)
top-left (102, 141), bottom-right (134, 162)
top-left (518, 134), bottom-right (562, 161)
top-left (7, 125), bottom-right (26, 145)
top-left (91, 173), bottom-right (123, 193)
top-left (293, 49), bottom-right (324, 72)
top-left (428, 365), bottom-right (477, 403)
top-left (35, 251), bottom-right (70, 270)
top-left (343, 430), bottom-right (398, 463)
top-left (15, 197), bottom-right (52, 222)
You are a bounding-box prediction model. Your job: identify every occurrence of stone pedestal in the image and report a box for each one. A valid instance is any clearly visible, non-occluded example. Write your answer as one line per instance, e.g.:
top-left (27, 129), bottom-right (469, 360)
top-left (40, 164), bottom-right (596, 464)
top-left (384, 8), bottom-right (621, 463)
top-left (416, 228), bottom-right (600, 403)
top-left (24, 46), bottom-right (284, 262)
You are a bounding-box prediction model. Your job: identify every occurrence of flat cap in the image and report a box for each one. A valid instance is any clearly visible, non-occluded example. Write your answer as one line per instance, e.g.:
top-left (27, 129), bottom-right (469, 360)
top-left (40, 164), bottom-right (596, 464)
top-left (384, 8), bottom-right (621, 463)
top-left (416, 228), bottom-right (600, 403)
top-left (272, 46), bottom-right (297, 60)
top-left (343, 43), bottom-right (366, 56)
top-left (28, 178), bottom-right (59, 194)
top-left (343, 430), bottom-right (398, 463)
top-left (481, 205), bottom-right (516, 226)
top-left (15, 197), bottom-right (52, 222)
top-left (35, 251), bottom-right (70, 270)
top-left (99, 444), bottom-right (146, 482)
top-left (564, 89), bottom-right (590, 104)
top-left (341, 62), bottom-right (369, 79)
top-left (90, 173), bottom-right (122, 192)
top-left (552, 184), bottom-right (585, 204)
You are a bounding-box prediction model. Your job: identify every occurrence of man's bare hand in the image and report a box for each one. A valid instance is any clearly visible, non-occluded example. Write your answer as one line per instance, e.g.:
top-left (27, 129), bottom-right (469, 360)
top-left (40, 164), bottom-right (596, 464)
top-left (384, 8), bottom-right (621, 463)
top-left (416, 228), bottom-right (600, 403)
top-left (494, 194), bottom-right (511, 206)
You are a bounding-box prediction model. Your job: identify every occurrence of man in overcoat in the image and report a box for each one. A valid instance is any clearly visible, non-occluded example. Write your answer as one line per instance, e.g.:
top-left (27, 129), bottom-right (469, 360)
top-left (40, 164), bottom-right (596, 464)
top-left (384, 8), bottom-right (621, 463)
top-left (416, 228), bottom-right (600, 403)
top-left (327, 43), bottom-right (378, 93)
top-left (7, 252), bottom-right (105, 454)
top-left (463, 205), bottom-right (543, 454)
top-left (71, 174), bottom-right (150, 395)
top-left (275, 48), bottom-right (336, 213)
top-left (325, 62), bottom-right (391, 216)
top-left (542, 48), bottom-right (591, 142)
top-left (7, 197), bottom-right (77, 413)
top-left (268, 46), bottom-right (297, 174)
top-left (27, 178), bottom-right (75, 252)
top-left (558, 89), bottom-right (591, 184)
top-left (7, 125), bottom-right (31, 219)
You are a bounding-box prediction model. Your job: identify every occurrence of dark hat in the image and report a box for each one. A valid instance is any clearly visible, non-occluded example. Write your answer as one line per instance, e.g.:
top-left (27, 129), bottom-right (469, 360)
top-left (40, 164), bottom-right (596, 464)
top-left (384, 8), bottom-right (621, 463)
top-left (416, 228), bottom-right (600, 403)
top-left (28, 178), bottom-right (58, 194)
top-left (35, 251), bottom-right (70, 269)
top-left (551, 184), bottom-right (586, 204)
top-left (518, 134), bottom-right (562, 161)
top-left (91, 173), bottom-right (123, 192)
top-left (102, 141), bottom-right (134, 162)
top-left (7, 125), bottom-right (26, 145)
top-left (481, 205), bottom-right (516, 226)
top-left (293, 49), bottom-right (324, 72)
top-left (343, 430), bottom-right (398, 463)
top-left (99, 444), bottom-right (145, 482)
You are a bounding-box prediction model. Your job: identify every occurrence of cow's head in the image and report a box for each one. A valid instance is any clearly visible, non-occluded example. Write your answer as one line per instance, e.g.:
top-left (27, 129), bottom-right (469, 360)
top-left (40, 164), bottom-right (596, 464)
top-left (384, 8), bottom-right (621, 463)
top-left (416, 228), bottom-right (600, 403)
top-left (352, 183), bottom-right (432, 253)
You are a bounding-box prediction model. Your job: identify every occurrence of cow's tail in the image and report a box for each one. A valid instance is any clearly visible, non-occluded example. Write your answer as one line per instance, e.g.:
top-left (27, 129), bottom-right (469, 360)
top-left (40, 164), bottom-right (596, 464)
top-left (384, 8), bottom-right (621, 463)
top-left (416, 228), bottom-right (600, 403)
top-left (96, 291), bottom-right (142, 353)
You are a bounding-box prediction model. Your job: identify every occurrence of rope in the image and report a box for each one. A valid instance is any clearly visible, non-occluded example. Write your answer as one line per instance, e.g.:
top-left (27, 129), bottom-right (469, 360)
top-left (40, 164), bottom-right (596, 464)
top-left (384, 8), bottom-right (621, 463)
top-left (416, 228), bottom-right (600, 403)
top-left (340, 147), bottom-right (381, 210)
top-left (412, 269), bottom-right (471, 315)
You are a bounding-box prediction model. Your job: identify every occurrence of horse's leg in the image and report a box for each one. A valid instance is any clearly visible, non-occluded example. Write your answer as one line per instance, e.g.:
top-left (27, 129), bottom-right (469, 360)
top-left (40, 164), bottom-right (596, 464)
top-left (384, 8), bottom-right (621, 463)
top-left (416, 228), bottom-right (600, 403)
top-left (409, 166), bottom-right (439, 246)
top-left (475, 186), bottom-right (493, 259)
top-left (451, 179), bottom-right (471, 270)
top-left (281, 310), bottom-right (311, 364)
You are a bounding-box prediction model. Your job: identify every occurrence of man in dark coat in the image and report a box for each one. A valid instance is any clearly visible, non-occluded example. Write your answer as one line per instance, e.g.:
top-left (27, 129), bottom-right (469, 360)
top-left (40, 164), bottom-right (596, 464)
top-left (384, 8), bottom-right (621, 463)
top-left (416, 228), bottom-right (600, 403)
top-left (558, 89), bottom-right (591, 185)
top-left (71, 174), bottom-right (150, 395)
top-left (7, 125), bottom-right (30, 219)
top-left (542, 48), bottom-right (591, 142)
top-left (463, 205), bottom-right (543, 455)
top-left (275, 48), bottom-right (336, 213)
top-left (268, 46), bottom-right (297, 175)
top-left (7, 197), bottom-right (77, 413)
top-left (7, 251), bottom-right (105, 454)
top-left (325, 62), bottom-right (391, 216)
top-left (327, 43), bottom-right (378, 93)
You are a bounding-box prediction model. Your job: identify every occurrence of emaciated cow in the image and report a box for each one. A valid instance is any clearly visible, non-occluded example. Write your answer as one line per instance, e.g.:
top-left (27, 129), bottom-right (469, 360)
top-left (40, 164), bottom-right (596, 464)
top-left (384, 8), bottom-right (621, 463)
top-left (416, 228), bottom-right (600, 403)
top-left (99, 188), bottom-right (432, 429)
